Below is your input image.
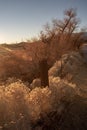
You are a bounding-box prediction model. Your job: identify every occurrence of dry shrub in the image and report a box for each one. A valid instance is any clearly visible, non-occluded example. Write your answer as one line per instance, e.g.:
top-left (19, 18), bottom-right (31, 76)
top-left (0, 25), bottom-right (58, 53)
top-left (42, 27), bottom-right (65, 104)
top-left (0, 52), bottom-right (87, 130)
top-left (0, 80), bottom-right (31, 130)
top-left (0, 76), bottom-right (77, 129)
top-left (49, 51), bottom-right (85, 78)
top-left (26, 87), bottom-right (52, 122)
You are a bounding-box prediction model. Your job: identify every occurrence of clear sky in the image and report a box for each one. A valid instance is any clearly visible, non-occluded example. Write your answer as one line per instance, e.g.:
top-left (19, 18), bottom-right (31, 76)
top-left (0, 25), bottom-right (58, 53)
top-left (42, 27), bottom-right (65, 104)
top-left (0, 0), bottom-right (87, 43)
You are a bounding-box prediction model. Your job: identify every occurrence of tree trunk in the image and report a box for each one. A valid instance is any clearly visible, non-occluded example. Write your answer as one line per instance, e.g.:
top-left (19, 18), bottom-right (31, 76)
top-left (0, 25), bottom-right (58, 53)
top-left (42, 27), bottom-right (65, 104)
top-left (39, 59), bottom-right (49, 87)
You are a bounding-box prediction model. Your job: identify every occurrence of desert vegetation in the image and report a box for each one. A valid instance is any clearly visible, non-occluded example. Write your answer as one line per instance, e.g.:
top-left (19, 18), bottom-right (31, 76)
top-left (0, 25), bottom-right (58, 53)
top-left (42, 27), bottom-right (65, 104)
top-left (0, 52), bottom-right (87, 130)
top-left (0, 8), bottom-right (87, 130)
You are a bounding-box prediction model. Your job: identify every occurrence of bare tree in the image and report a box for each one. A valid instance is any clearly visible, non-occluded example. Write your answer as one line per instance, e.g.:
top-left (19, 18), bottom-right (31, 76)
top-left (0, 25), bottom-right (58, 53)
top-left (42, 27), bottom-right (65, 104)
top-left (40, 8), bottom-right (83, 50)
top-left (40, 23), bottom-right (55, 44)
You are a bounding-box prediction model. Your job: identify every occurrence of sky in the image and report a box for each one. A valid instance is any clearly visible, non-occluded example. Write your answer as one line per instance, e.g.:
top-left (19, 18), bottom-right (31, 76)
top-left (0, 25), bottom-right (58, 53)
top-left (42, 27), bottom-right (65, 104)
top-left (0, 0), bottom-right (87, 44)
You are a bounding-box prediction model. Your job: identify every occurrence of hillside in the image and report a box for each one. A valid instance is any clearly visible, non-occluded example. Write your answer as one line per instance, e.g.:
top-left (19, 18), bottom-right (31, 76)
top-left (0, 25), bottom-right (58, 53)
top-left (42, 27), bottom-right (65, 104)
top-left (49, 51), bottom-right (87, 97)
top-left (0, 41), bottom-right (46, 82)
top-left (31, 51), bottom-right (87, 129)
top-left (0, 51), bottom-right (87, 130)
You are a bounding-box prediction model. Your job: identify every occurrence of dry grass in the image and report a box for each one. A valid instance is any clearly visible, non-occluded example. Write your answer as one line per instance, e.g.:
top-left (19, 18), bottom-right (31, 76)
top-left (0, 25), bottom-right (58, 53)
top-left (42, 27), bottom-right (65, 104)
top-left (0, 74), bottom-right (87, 130)
top-left (0, 46), bottom-right (87, 129)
